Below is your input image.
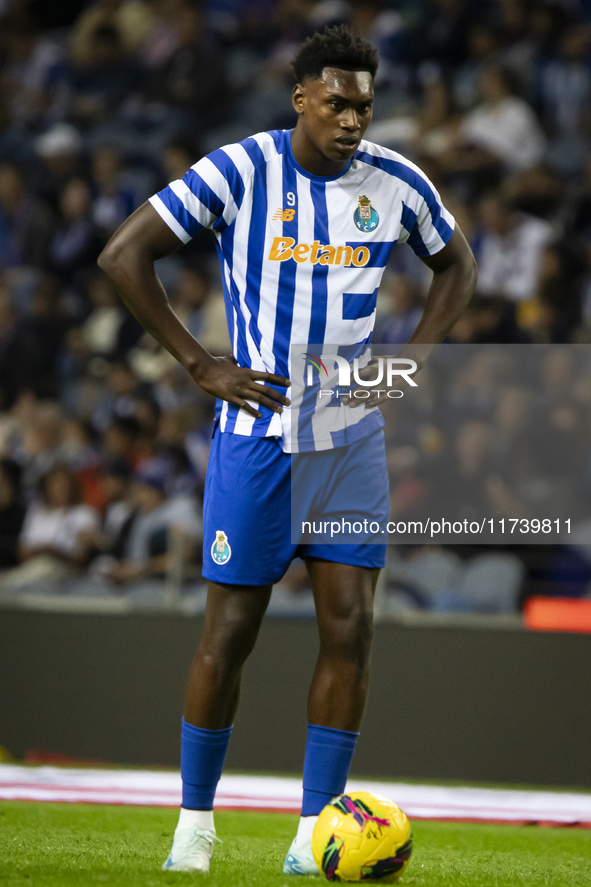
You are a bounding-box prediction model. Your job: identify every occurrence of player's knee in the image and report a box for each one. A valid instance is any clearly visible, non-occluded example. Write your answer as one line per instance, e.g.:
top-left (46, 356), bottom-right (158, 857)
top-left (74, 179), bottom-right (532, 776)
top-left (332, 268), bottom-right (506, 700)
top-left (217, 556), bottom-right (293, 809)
top-left (200, 611), bottom-right (262, 670)
top-left (321, 603), bottom-right (373, 669)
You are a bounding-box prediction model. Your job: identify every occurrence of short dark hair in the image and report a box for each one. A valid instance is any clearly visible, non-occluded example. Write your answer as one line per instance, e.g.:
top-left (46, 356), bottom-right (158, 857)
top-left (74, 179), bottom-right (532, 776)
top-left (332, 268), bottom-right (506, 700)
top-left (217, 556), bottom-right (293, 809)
top-left (291, 25), bottom-right (378, 83)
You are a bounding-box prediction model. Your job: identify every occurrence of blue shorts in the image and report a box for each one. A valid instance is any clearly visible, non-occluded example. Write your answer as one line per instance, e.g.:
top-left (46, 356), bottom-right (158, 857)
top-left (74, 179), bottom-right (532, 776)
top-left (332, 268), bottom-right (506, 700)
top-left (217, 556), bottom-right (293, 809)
top-left (203, 426), bottom-right (388, 586)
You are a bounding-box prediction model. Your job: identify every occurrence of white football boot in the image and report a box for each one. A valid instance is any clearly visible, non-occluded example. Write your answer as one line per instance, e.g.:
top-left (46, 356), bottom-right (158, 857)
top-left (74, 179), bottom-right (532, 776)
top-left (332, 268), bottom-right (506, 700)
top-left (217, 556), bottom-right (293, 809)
top-left (283, 837), bottom-right (320, 876)
top-left (162, 825), bottom-right (220, 872)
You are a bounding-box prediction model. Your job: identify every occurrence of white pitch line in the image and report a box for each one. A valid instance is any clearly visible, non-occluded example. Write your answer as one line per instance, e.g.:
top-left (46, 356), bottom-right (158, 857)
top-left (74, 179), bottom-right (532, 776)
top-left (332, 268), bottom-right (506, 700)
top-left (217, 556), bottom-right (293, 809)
top-left (1, 766), bottom-right (590, 825)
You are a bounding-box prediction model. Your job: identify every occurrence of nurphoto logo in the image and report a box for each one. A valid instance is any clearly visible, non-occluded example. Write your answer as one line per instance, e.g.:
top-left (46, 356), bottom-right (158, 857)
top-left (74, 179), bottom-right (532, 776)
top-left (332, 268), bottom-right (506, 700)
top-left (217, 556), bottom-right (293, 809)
top-left (303, 353), bottom-right (418, 399)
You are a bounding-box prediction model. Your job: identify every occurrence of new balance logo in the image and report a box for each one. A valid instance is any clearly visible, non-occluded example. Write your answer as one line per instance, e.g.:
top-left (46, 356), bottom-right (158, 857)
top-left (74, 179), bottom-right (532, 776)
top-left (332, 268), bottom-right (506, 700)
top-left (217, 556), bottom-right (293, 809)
top-left (273, 208), bottom-right (296, 221)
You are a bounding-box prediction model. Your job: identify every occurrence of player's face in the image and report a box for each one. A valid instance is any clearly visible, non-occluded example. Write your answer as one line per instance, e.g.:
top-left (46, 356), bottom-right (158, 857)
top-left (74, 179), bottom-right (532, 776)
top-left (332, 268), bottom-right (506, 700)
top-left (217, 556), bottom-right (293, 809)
top-left (292, 68), bottom-right (374, 166)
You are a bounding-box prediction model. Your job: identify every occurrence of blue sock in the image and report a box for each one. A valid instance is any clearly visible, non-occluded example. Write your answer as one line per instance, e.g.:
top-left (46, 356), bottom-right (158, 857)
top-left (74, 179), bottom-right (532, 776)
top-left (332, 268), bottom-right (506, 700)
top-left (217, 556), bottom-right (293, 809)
top-left (180, 718), bottom-right (233, 810)
top-left (301, 724), bottom-right (359, 816)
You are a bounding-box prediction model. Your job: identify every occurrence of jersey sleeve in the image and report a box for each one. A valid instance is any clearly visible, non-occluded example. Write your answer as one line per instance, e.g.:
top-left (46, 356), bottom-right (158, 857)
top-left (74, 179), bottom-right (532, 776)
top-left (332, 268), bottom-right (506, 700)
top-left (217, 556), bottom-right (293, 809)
top-left (398, 171), bottom-right (456, 258)
top-left (148, 149), bottom-right (245, 243)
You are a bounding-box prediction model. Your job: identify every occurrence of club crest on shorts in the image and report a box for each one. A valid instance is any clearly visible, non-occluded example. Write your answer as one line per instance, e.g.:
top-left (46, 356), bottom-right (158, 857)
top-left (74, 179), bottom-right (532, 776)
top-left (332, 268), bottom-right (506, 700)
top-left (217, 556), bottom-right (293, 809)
top-left (211, 530), bottom-right (231, 565)
top-left (353, 195), bottom-right (379, 232)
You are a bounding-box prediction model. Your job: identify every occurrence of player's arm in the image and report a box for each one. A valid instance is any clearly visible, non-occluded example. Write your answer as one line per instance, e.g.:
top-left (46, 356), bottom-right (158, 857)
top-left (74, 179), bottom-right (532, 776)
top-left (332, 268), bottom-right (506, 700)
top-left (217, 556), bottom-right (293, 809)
top-left (408, 225), bottom-right (477, 349)
top-left (97, 202), bottom-right (290, 419)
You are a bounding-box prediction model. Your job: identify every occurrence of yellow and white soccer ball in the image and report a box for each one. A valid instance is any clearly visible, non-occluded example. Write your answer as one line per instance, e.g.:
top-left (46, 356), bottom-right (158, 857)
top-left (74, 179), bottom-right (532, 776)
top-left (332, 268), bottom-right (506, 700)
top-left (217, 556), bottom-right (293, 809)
top-left (311, 790), bottom-right (412, 882)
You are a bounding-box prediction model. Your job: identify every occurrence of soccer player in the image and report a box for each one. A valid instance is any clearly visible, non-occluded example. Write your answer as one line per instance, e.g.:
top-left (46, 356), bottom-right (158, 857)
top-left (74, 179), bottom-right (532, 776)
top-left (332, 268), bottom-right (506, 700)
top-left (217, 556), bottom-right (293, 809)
top-left (98, 25), bottom-right (477, 875)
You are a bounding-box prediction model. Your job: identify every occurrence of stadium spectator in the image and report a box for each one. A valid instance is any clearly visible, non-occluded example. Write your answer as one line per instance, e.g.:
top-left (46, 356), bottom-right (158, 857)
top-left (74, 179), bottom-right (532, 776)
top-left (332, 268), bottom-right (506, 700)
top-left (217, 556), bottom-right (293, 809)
top-left (5, 275), bottom-right (72, 402)
top-left (48, 178), bottom-right (103, 285)
top-left (170, 263), bottom-right (212, 341)
top-left (0, 17), bottom-right (67, 133)
top-left (144, 5), bottom-right (228, 128)
top-left (69, 24), bottom-right (144, 128)
top-left (441, 65), bottom-right (546, 201)
top-left (99, 459), bottom-right (201, 586)
top-left (34, 124), bottom-right (84, 215)
top-left (78, 456), bottom-right (136, 568)
top-left (90, 357), bottom-right (149, 432)
top-left (16, 401), bottom-right (76, 495)
top-left (158, 403), bottom-right (209, 492)
top-left (70, 0), bottom-right (156, 65)
top-left (537, 23), bottom-right (591, 139)
top-left (81, 272), bottom-right (128, 357)
top-left (171, 262), bottom-right (231, 355)
top-left (139, 0), bottom-right (185, 71)
top-left (496, 0), bottom-right (560, 95)
top-left (462, 65), bottom-right (546, 172)
top-left (0, 162), bottom-right (54, 270)
top-left (98, 457), bottom-right (135, 543)
top-left (89, 146), bottom-right (138, 241)
top-left (474, 194), bottom-right (553, 302)
top-left (414, 74), bottom-right (460, 161)
top-left (453, 23), bottom-right (503, 111)
top-left (0, 464), bottom-right (99, 593)
top-left (102, 415), bottom-right (143, 470)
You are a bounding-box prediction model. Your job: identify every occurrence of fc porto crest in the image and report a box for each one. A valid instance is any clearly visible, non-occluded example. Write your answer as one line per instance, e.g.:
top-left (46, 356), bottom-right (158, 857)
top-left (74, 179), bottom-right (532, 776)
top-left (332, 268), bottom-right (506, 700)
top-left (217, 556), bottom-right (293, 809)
top-left (211, 530), bottom-right (231, 565)
top-left (353, 195), bottom-right (379, 233)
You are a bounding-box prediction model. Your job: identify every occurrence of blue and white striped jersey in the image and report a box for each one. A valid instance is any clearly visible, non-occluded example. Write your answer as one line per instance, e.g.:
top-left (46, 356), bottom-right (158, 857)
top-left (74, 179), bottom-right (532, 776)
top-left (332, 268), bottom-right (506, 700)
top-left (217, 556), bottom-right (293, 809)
top-left (149, 128), bottom-right (455, 452)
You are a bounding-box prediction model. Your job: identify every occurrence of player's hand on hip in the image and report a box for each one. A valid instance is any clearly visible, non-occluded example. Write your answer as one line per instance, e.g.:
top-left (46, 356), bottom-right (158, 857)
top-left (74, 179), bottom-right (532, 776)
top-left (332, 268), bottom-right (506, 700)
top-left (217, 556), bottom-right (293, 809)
top-left (191, 355), bottom-right (291, 420)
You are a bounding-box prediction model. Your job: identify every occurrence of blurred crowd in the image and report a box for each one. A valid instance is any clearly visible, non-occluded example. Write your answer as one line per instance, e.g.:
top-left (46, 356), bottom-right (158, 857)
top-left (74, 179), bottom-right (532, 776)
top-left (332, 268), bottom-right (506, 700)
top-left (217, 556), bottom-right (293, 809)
top-left (381, 345), bottom-right (591, 612)
top-left (2, 0), bottom-right (591, 609)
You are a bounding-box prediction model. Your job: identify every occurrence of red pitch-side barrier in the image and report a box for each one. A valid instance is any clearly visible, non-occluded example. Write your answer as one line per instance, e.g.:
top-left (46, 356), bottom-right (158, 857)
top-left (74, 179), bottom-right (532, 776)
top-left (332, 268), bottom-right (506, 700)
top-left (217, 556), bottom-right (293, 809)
top-left (524, 597), bottom-right (591, 634)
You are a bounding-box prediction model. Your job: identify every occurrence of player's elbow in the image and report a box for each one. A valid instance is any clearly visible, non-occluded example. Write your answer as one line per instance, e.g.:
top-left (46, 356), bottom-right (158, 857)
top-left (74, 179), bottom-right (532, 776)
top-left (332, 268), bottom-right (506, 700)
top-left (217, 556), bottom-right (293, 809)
top-left (97, 235), bottom-right (125, 279)
top-left (96, 245), bottom-right (110, 273)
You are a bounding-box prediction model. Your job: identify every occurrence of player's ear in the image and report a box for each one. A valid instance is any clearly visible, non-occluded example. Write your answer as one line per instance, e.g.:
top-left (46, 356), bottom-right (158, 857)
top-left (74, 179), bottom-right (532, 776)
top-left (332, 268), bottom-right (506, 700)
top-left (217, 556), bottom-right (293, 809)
top-left (292, 82), bottom-right (306, 115)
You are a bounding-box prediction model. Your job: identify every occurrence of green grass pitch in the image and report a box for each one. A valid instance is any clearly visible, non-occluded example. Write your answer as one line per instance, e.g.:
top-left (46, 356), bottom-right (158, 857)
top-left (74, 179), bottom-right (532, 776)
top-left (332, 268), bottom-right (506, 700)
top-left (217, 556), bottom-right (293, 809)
top-left (1, 801), bottom-right (590, 887)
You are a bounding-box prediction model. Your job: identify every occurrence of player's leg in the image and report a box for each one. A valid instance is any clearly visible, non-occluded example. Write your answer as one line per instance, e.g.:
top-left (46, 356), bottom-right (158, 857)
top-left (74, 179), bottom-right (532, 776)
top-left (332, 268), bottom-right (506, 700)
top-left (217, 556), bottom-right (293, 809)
top-left (306, 558), bottom-right (378, 731)
top-left (184, 579), bottom-right (273, 728)
top-left (284, 559), bottom-right (379, 874)
top-left (286, 427), bottom-right (388, 874)
top-left (164, 428), bottom-right (291, 870)
top-left (163, 579), bottom-right (272, 872)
